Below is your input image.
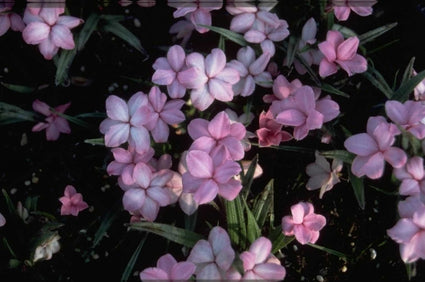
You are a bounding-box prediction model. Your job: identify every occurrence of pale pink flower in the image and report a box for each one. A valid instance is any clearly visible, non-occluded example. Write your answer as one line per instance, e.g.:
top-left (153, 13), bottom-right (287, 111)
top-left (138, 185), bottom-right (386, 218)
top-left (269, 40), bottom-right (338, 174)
top-left (0, 1), bottom-right (25, 36)
top-left (239, 237), bottom-right (286, 280)
top-left (306, 151), bottom-right (343, 199)
top-left (32, 99), bottom-right (71, 141)
top-left (0, 212), bottom-right (5, 227)
top-left (263, 74), bottom-right (303, 103)
top-left (394, 157), bottom-right (425, 196)
top-left (22, 8), bottom-right (83, 60)
top-left (387, 196), bottom-right (425, 263)
top-left (139, 253), bottom-right (195, 281)
top-left (224, 108), bottom-right (256, 151)
top-left (59, 185), bottom-right (88, 216)
top-left (256, 110), bottom-right (292, 147)
top-left (318, 30), bottom-right (367, 77)
top-left (177, 151), bottom-right (199, 215)
top-left (332, 0), bottom-right (376, 21)
top-left (27, 0), bottom-right (65, 17)
top-left (187, 226), bottom-right (236, 280)
top-left (385, 100), bottom-right (425, 140)
top-left (281, 201), bottom-right (326, 245)
top-left (344, 116), bottom-right (407, 179)
top-left (178, 48), bottom-right (240, 111)
top-left (413, 69), bottom-right (425, 101)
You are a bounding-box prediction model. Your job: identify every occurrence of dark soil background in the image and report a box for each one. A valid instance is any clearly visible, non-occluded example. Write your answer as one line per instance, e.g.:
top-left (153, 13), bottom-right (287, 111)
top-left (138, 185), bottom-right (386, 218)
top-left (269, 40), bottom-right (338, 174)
top-left (1, 0), bottom-right (425, 281)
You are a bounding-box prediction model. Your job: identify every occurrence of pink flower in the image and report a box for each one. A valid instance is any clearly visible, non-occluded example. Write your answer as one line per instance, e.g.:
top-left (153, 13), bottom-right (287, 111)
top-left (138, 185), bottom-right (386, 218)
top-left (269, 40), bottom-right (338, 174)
top-left (225, 108), bottom-right (256, 151)
top-left (306, 151), bottom-right (343, 199)
top-left (385, 100), bottom-right (425, 140)
top-left (387, 196), bottom-right (425, 263)
top-left (178, 48), bottom-right (240, 111)
top-left (393, 157), bottom-right (425, 196)
top-left (27, 0), bottom-right (65, 17)
top-left (344, 116), bottom-right (407, 179)
top-left (99, 92), bottom-right (153, 153)
top-left (187, 226), bottom-right (236, 280)
top-left (413, 69), bottom-right (425, 101)
top-left (182, 150), bottom-right (242, 205)
top-left (32, 99), bottom-right (71, 141)
top-left (22, 8), bottom-right (83, 60)
top-left (0, 212), bottom-right (5, 227)
top-left (263, 74), bottom-right (303, 103)
top-left (239, 237), bottom-right (286, 280)
top-left (59, 185), bottom-right (88, 216)
top-left (139, 253), bottom-right (195, 281)
top-left (0, 1), bottom-right (25, 36)
top-left (256, 110), bottom-right (292, 147)
top-left (332, 0), bottom-right (376, 21)
top-left (281, 201), bottom-right (326, 245)
top-left (318, 30), bottom-right (367, 77)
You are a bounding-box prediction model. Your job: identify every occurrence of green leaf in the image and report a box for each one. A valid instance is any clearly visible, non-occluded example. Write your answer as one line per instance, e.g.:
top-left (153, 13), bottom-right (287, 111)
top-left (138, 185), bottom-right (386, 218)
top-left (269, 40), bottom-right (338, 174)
top-left (54, 111), bottom-right (91, 128)
top-left (269, 145), bottom-right (315, 154)
top-left (120, 233), bottom-right (148, 282)
top-left (358, 22), bottom-right (397, 45)
top-left (92, 204), bottom-right (120, 249)
top-left (225, 196), bottom-right (247, 249)
top-left (3, 237), bottom-right (18, 258)
top-left (84, 138), bottom-right (105, 146)
top-left (284, 36), bottom-right (298, 68)
top-left (252, 179), bottom-right (274, 228)
top-left (321, 83), bottom-right (350, 98)
top-left (129, 222), bottom-right (203, 248)
top-left (401, 57), bottom-right (415, 86)
top-left (199, 24), bottom-right (248, 46)
top-left (307, 243), bottom-right (348, 259)
top-left (103, 21), bottom-right (147, 55)
top-left (100, 15), bottom-right (125, 22)
top-left (75, 112), bottom-right (106, 119)
top-left (269, 227), bottom-right (295, 254)
top-left (240, 154), bottom-right (258, 198)
top-left (348, 170), bottom-right (365, 210)
top-left (392, 69), bottom-right (425, 102)
top-left (0, 82), bottom-right (36, 93)
top-left (242, 198), bottom-right (261, 244)
top-left (362, 66), bottom-right (393, 98)
top-left (218, 35), bottom-right (226, 51)
top-left (331, 24), bottom-right (358, 38)
top-left (0, 102), bottom-right (37, 124)
top-left (2, 189), bottom-right (16, 215)
top-left (55, 48), bottom-right (77, 86)
top-left (77, 13), bottom-right (101, 51)
top-left (320, 150), bottom-right (354, 164)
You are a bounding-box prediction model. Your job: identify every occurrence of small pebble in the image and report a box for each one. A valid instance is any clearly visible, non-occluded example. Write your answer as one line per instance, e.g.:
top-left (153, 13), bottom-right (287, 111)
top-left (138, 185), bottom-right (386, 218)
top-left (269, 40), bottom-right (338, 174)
top-left (134, 18), bottom-right (141, 27)
top-left (316, 275), bottom-right (324, 282)
top-left (24, 180), bottom-right (31, 186)
top-left (341, 265), bottom-right (347, 273)
top-left (20, 133), bottom-right (27, 146)
top-left (370, 248), bottom-right (377, 260)
top-left (3, 67), bottom-right (9, 73)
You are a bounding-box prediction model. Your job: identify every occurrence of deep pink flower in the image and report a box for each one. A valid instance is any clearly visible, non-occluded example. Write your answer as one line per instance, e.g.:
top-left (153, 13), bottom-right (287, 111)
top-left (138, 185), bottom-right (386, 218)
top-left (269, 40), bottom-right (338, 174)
top-left (393, 157), bottom-right (425, 196)
top-left (22, 8), bottom-right (83, 60)
top-left (344, 116), bottom-right (407, 179)
top-left (139, 253), bottom-right (195, 281)
top-left (59, 185), bottom-right (88, 216)
top-left (281, 201), bottom-right (326, 245)
top-left (256, 110), bottom-right (292, 147)
top-left (385, 100), bottom-right (425, 140)
top-left (240, 237), bottom-right (286, 280)
top-left (0, 1), bottom-right (25, 36)
top-left (32, 99), bottom-right (71, 141)
top-left (332, 0), bottom-right (376, 21)
top-left (318, 30), bottom-right (367, 77)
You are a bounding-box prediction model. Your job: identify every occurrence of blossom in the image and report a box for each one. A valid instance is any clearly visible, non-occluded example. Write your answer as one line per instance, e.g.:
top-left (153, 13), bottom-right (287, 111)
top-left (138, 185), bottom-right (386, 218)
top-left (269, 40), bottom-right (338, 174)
top-left (59, 185), bottom-right (88, 216)
top-left (318, 30), bottom-right (367, 77)
top-left (139, 253), bottom-right (196, 281)
top-left (256, 110), bottom-right (292, 147)
top-left (263, 74), bottom-right (303, 103)
top-left (344, 116), bottom-right (407, 179)
top-left (187, 226), bottom-right (236, 280)
top-left (33, 233), bottom-right (61, 263)
top-left (0, 212), bottom-right (5, 227)
top-left (22, 8), bottom-right (83, 60)
top-left (413, 69), bottom-right (425, 101)
top-left (393, 157), bottom-right (425, 196)
top-left (332, 0), bottom-right (376, 21)
top-left (239, 237), bottom-right (286, 280)
top-left (306, 151), bottom-right (343, 198)
top-left (0, 1), bottom-right (25, 36)
top-left (385, 100), bottom-right (425, 140)
top-left (178, 48), bottom-right (240, 111)
top-left (281, 201), bottom-right (326, 245)
top-left (32, 99), bottom-right (71, 141)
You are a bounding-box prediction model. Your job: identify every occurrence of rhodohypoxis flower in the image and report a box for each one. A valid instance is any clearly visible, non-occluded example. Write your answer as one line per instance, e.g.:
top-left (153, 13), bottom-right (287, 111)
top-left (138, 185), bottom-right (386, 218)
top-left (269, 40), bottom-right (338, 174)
top-left (99, 93), bottom-right (152, 153)
top-left (263, 74), bottom-right (303, 103)
top-left (281, 201), bottom-right (326, 245)
top-left (413, 69), bottom-right (425, 101)
top-left (178, 48), bottom-right (240, 111)
top-left (32, 99), bottom-right (71, 141)
top-left (344, 116), bottom-right (407, 179)
top-left (152, 45), bottom-right (189, 98)
top-left (27, 0), bottom-right (65, 16)
top-left (256, 110), bottom-right (292, 147)
top-left (306, 151), bottom-right (343, 198)
top-left (139, 253), bottom-right (196, 281)
top-left (387, 196), bottom-right (425, 263)
top-left (332, 0), bottom-right (376, 21)
top-left (187, 111), bottom-right (246, 161)
top-left (385, 100), bottom-right (425, 140)
top-left (225, 108), bottom-right (256, 151)
top-left (182, 150), bottom-right (242, 205)
top-left (187, 226), bottom-right (236, 280)
top-left (0, 1), bottom-right (25, 36)
top-left (393, 157), bottom-right (425, 196)
top-left (318, 30), bottom-right (367, 77)
top-left (22, 8), bottom-right (83, 60)
top-left (0, 212), bottom-right (5, 227)
top-left (59, 185), bottom-right (88, 216)
top-left (239, 237), bottom-right (286, 280)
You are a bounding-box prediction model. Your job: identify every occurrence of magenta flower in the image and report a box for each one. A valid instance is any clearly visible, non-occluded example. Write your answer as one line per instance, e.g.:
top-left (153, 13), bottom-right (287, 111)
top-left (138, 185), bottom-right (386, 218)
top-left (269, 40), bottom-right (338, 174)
top-left (332, 0), bottom-right (376, 21)
top-left (256, 110), bottom-right (292, 147)
top-left (22, 8), bottom-right (83, 60)
top-left (32, 99), bottom-right (71, 141)
top-left (393, 157), bottom-right (425, 196)
top-left (0, 1), bottom-right (25, 36)
top-left (99, 93), bottom-right (153, 153)
top-left (240, 237), bottom-right (286, 280)
top-left (182, 150), bottom-right (242, 205)
top-left (152, 45), bottom-right (189, 98)
top-left (59, 185), bottom-right (88, 216)
top-left (385, 100), bottom-right (425, 140)
top-left (318, 30), bottom-right (367, 77)
top-left (187, 226), bottom-right (236, 280)
top-left (387, 196), bottom-right (425, 263)
top-left (281, 202), bottom-right (326, 245)
top-left (178, 48), bottom-right (239, 111)
top-left (139, 253), bottom-right (195, 281)
top-left (344, 116), bottom-right (407, 179)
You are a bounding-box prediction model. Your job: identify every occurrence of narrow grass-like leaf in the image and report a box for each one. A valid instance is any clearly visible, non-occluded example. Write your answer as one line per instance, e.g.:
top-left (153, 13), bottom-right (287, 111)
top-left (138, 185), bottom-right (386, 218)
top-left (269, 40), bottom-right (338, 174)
top-left (307, 243), bottom-right (348, 259)
top-left (405, 262), bottom-right (416, 281)
top-left (320, 150), bottom-right (354, 164)
top-left (77, 13), bottom-right (100, 51)
top-left (242, 198), bottom-right (261, 244)
top-left (120, 233), bottom-right (148, 282)
top-left (129, 222), bottom-right (203, 248)
top-left (84, 138), bottom-right (105, 146)
top-left (269, 227), bottom-right (295, 254)
top-left (240, 154), bottom-right (258, 198)
top-left (362, 66), bottom-right (393, 98)
top-left (184, 210), bottom-right (198, 232)
top-left (348, 170), bottom-right (365, 210)
top-left (199, 24), bottom-right (248, 46)
top-left (358, 22), bottom-right (397, 45)
top-left (2, 189), bottom-right (16, 215)
top-left (100, 15), bottom-right (125, 22)
top-left (3, 237), bottom-right (17, 258)
top-left (392, 69), bottom-right (425, 102)
top-left (269, 144), bottom-right (315, 154)
top-left (92, 204), bottom-right (120, 249)
top-left (75, 112), bottom-right (106, 119)
top-left (225, 196), bottom-right (247, 249)
top-left (284, 36), bottom-right (298, 68)
top-left (54, 111), bottom-right (91, 128)
top-left (1, 82), bottom-right (36, 93)
top-left (103, 21), bottom-right (147, 55)
top-left (55, 48), bottom-right (77, 86)
top-left (218, 35), bottom-right (225, 51)
top-left (401, 57), bottom-right (415, 86)
top-left (0, 102), bottom-right (37, 123)
top-left (252, 179), bottom-right (274, 228)
top-left (321, 83), bottom-right (350, 98)
top-left (331, 24), bottom-right (358, 38)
